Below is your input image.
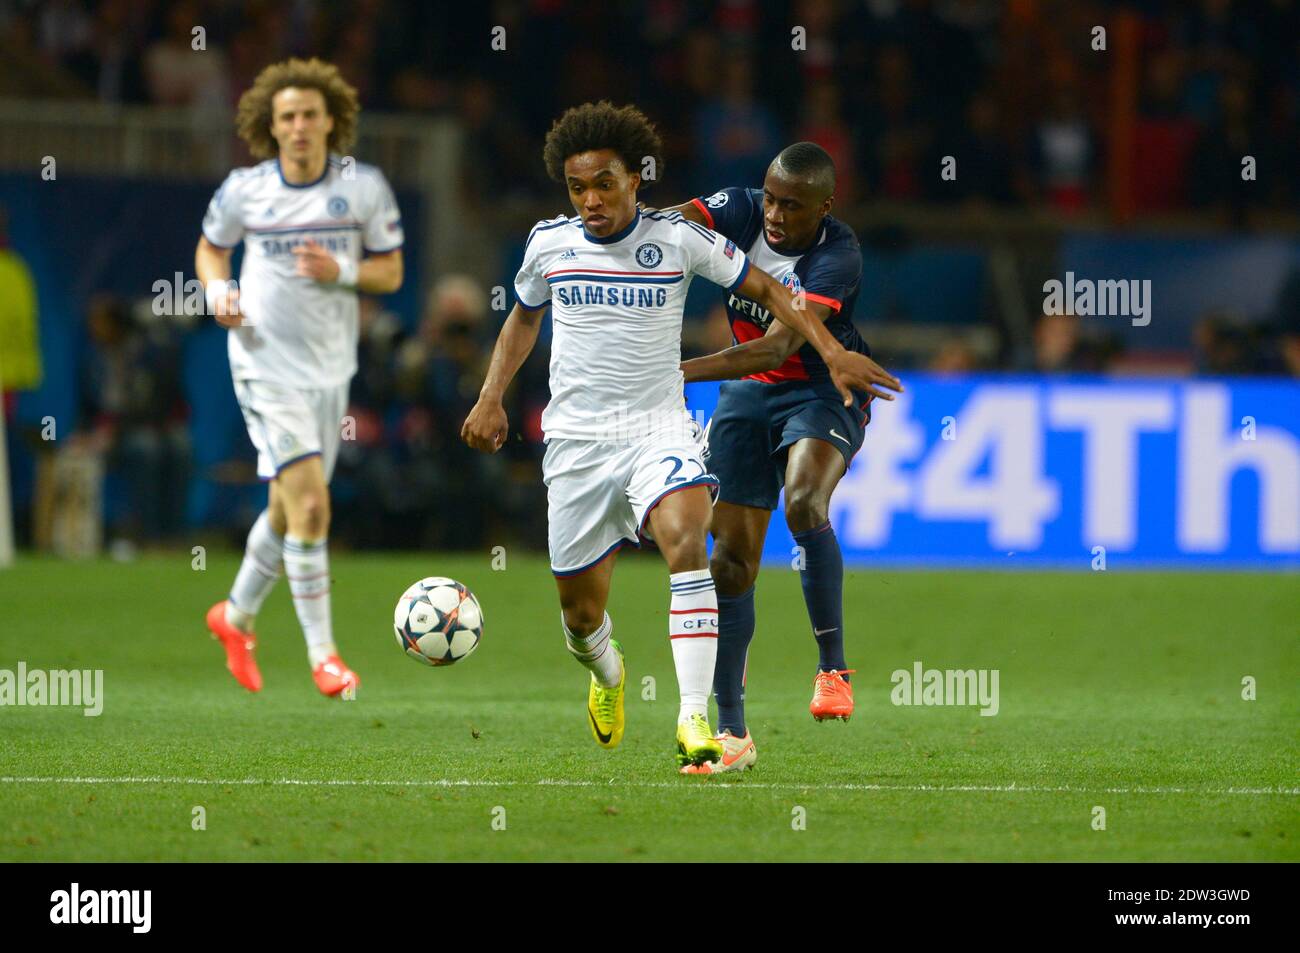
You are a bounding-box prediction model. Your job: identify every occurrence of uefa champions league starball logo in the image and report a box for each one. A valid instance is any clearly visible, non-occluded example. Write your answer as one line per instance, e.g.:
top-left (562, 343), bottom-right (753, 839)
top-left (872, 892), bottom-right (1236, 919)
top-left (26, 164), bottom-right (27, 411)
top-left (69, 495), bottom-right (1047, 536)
top-left (327, 195), bottom-right (349, 218)
top-left (635, 242), bottom-right (664, 268)
top-left (705, 191), bottom-right (729, 208)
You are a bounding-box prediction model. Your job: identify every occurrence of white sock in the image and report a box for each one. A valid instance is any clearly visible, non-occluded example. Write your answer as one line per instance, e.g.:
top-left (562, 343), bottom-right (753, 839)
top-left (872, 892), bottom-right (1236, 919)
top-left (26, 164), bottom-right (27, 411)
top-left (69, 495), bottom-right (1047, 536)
top-left (283, 534), bottom-right (334, 667)
top-left (669, 569), bottom-right (719, 721)
top-left (226, 509), bottom-right (283, 631)
top-left (563, 612), bottom-right (621, 688)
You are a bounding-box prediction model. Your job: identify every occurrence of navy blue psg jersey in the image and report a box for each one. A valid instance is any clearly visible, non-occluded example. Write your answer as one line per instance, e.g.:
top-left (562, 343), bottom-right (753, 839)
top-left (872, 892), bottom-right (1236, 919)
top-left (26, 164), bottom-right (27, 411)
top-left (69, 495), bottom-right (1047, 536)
top-left (690, 187), bottom-right (869, 386)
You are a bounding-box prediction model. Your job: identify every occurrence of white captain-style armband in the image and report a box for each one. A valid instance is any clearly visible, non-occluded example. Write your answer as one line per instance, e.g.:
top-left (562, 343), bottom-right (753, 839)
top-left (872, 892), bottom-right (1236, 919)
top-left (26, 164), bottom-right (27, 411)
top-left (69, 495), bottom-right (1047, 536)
top-left (334, 255), bottom-right (359, 289)
top-left (204, 279), bottom-right (231, 313)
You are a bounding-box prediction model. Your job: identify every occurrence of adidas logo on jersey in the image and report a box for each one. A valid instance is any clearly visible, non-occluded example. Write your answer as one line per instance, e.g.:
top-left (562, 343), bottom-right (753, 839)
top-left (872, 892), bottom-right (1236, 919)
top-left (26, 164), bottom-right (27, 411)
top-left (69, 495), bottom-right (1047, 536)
top-left (558, 248), bottom-right (579, 262)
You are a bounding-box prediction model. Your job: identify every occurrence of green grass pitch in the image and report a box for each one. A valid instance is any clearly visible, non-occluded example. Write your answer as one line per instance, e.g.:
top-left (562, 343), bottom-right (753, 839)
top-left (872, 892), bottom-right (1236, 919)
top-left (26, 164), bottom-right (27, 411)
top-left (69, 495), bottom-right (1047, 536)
top-left (0, 552), bottom-right (1296, 861)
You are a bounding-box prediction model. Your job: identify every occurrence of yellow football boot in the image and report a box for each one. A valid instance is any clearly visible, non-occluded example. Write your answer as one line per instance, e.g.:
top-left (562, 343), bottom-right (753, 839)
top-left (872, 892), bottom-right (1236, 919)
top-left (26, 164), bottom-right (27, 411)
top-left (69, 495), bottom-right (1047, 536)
top-left (587, 639), bottom-right (626, 749)
top-left (675, 712), bottom-right (724, 767)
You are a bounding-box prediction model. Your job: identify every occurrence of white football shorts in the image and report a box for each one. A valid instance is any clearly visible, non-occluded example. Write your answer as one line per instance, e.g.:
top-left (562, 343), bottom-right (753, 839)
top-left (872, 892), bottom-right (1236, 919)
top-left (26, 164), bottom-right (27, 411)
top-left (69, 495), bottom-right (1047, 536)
top-left (233, 378), bottom-right (350, 481)
top-left (544, 421), bottom-right (718, 576)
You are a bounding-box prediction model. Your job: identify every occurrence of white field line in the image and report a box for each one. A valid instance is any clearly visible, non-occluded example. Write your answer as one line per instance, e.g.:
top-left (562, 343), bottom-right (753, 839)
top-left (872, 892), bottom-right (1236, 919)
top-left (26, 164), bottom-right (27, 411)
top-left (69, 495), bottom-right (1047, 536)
top-left (0, 776), bottom-right (1295, 796)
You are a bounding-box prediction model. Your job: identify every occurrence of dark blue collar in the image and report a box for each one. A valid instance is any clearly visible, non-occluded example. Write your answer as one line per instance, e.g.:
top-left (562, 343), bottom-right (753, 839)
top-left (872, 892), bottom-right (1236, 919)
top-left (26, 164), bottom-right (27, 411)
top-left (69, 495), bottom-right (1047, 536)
top-left (277, 157), bottom-right (330, 189)
top-left (582, 209), bottom-right (640, 245)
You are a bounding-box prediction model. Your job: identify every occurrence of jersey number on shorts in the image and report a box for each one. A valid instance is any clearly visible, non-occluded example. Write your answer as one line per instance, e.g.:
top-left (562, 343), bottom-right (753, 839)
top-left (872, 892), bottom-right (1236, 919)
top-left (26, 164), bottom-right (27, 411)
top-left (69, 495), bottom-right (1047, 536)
top-left (660, 455), bottom-right (706, 486)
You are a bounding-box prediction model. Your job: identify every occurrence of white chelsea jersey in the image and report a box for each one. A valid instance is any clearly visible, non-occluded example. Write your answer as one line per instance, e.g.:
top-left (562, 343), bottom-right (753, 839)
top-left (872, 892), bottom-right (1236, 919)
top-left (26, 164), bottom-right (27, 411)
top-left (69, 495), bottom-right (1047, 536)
top-left (202, 156), bottom-right (404, 387)
top-left (514, 210), bottom-right (750, 442)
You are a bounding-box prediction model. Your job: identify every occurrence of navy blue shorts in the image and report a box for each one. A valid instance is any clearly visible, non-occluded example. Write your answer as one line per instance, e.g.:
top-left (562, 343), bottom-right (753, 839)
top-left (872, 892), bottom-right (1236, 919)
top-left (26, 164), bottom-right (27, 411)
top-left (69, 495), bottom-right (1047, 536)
top-left (703, 379), bottom-right (871, 511)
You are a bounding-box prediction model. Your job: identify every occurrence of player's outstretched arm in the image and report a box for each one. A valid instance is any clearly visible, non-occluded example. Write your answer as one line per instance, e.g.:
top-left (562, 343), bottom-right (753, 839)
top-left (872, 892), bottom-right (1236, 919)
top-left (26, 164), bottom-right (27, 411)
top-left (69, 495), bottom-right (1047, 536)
top-left (195, 236), bottom-right (242, 328)
top-left (664, 202), bottom-right (709, 224)
top-left (681, 321), bottom-right (804, 383)
top-left (737, 267), bottom-right (902, 405)
top-left (461, 302), bottom-right (547, 454)
top-left (636, 200), bottom-right (708, 225)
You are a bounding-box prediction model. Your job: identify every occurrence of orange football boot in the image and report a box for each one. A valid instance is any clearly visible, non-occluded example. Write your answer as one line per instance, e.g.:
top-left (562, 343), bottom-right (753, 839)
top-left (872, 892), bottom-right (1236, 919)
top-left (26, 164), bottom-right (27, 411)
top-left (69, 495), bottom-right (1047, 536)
top-left (810, 669), bottom-right (855, 721)
top-left (312, 654), bottom-right (360, 698)
top-left (205, 600), bottom-right (263, 692)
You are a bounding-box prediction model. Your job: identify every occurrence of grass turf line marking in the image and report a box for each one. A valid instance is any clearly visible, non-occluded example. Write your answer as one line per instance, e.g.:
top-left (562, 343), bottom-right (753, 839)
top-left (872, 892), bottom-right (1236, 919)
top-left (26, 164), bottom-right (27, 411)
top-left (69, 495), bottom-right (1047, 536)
top-left (0, 776), bottom-right (1295, 796)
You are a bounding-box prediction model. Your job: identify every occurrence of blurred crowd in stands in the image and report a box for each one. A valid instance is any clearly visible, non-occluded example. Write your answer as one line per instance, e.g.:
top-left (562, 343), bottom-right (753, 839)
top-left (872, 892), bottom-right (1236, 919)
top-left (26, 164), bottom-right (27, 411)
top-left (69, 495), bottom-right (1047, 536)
top-left (4, 0), bottom-right (1298, 215)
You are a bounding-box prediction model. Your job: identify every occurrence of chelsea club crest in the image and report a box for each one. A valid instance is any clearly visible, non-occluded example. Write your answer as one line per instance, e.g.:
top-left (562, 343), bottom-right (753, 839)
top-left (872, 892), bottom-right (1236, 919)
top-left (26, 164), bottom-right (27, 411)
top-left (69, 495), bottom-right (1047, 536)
top-left (327, 195), bottom-right (349, 218)
top-left (635, 242), bottom-right (663, 268)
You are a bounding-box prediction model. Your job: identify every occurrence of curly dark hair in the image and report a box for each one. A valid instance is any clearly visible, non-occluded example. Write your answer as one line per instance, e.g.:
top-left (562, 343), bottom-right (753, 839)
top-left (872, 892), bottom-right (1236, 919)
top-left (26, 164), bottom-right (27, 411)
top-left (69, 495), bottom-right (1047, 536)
top-left (541, 101), bottom-right (664, 187)
top-left (236, 57), bottom-right (359, 159)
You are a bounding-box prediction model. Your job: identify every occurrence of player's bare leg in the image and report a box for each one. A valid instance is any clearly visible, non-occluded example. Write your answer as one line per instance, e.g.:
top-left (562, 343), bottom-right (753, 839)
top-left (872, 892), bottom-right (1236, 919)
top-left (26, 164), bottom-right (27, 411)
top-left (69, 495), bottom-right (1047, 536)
top-left (647, 486), bottom-right (725, 766)
top-left (266, 480), bottom-right (289, 537)
top-left (555, 553), bottom-right (626, 747)
top-left (274, 455), bottom-right (356, 696)
top-left (785, 438), bottom-right (855, 720)
top-left (646, 484), bottom-right (714, 573)
top-left (276, 455), bottom-right (331, 542)
top-left (555, 547), bottom-right (618, 638)
top-left (710, 501), bottom-right (772, 598)
top-left (783, 437), bottom-right (845, 532)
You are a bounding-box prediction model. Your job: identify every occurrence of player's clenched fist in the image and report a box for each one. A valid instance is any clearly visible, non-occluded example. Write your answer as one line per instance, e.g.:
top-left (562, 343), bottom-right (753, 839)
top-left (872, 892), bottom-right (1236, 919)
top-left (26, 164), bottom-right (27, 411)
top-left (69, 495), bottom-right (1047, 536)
top-left (293, 239), bottom-right (341, 282)
top-left (461, 398), bottom-right (509, 453)
top-left (826, 350), bottom-right (903, 405)
top-left (207, 283), bottom-right (243, 328)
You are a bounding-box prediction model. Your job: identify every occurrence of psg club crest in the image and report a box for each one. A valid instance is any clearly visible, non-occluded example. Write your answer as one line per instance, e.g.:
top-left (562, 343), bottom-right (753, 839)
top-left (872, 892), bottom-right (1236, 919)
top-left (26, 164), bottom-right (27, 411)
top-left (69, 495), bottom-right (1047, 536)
top-left (635, 242), bottom-right (664, 268)
top-left (705, 191), bottom-right (729, 208)
top-left (782, 271), bottom-right (802, 293)
top-left (327, 195), bottom-right (349, 218)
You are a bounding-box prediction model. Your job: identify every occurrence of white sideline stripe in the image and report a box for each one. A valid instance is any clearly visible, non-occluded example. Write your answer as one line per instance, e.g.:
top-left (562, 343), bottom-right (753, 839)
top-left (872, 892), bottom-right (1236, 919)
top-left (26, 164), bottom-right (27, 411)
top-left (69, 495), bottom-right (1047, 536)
top-left (0, 776), bottom-right (1295, 796)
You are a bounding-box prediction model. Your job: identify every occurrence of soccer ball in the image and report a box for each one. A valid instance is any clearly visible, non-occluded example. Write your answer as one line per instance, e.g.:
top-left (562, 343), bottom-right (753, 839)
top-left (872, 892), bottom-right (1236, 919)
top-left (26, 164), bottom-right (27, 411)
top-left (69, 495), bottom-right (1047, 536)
top-left (393, 577), bottom-right (483, 666)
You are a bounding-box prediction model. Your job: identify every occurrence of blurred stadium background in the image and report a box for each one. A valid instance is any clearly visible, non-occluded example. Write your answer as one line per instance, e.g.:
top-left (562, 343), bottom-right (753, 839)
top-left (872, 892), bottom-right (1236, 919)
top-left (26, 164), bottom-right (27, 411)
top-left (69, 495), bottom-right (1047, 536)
top-left (0, 0), bottom-right (1297, 568)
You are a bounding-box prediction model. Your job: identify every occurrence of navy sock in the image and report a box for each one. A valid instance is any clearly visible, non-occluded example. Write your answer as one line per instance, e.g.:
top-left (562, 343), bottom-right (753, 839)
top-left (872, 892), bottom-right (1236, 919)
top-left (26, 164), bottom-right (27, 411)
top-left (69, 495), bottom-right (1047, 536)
top-left (793, 521), bottom-right (847, 677)
top-left (713, 587), bottom-right (755, 736)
